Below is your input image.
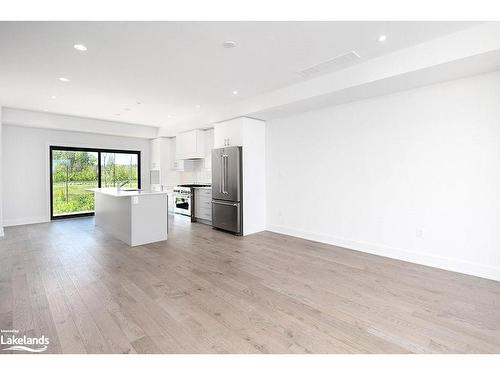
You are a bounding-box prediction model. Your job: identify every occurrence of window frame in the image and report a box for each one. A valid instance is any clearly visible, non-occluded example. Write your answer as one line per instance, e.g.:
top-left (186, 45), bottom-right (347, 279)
top-left (49, 145), bottom-right (141, 220)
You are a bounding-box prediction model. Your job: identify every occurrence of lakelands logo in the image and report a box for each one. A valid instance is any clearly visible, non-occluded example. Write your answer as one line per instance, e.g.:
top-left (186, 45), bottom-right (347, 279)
top-left (1, 329), bottom-right (49, 353)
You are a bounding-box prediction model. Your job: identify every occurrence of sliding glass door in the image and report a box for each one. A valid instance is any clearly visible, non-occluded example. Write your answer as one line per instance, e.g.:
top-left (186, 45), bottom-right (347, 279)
top-left (50, 146), bottom-right (141, 219)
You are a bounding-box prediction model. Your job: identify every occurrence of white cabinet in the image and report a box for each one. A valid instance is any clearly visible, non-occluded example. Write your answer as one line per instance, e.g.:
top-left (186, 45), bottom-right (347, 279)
top-left (149, 138), bottom-right (170, 184)
top-left (149, 137), bottom-right (177, 187)
top-left (171, 159), bottom-right (196, 171)
top-left (213, 119), bottom-right (243, 148)
top-left (203, 128), bottom-right (214, 170)
top-left (150, 138), bottom-right (161, 170)
top-left (204, 152), bottom-right (212, 170)
top-left (175, 129), bottom-right (205, 159)
top-left (194, 188), bottom-right (212, 222)
top-left (171, 159), bottom-right (184, 171)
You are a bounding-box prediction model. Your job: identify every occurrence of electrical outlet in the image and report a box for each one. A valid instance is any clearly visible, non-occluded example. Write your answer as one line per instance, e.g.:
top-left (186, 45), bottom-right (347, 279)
top-left (416, 227), bottom-right (425, 239)
top-left (132, 196), bottom-right (139, 205)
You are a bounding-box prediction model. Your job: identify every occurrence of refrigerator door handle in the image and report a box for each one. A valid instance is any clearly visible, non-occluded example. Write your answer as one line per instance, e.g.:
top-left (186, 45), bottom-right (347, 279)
top-left (222, 155), bottom-right (226, 194)
top-left (212, 200), bottom-right (237, 207)
top-left (221, 154), bottom-right (228, 194)
top-left (220, 154), bottom-right (224, 193)
top-left (224, 155), bottom-right (228, 194)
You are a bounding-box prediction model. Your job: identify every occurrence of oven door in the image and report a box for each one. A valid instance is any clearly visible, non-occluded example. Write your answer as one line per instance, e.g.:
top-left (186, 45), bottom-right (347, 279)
top-left (174, 195), bottom-right (191, 216)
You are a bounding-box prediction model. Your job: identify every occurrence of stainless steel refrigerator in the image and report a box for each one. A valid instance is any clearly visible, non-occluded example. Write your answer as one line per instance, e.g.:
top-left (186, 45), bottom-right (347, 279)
top-left (211, 146), bottom-right (242, 235)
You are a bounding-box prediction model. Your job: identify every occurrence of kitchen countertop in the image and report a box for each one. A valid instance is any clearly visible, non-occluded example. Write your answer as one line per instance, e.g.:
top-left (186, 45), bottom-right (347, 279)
top-left (88, 188), bottom-right (169, 197)
top-left (192, 186), bottom-right (212, 190)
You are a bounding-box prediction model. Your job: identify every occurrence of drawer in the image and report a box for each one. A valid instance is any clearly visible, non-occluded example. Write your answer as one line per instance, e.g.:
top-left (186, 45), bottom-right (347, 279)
top-left (212, 201), bottom-right (241, 233)
top-left (197, 195), bottom-right (211, 204)
top-left (196, 188), bottom-right (212, 197)
top-left (195, 207), bottom-right (212, 220)
top-left (196, 205), bottom-right (212, 215)
top-left (196, 199), bottom-right (212, 209)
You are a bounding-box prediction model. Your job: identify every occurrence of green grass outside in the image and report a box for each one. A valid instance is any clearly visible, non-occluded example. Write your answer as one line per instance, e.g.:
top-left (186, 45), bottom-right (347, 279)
top-left (52, 180), bottom-right (139, 216)
top-left (52, 183), bottom-right (96, 216)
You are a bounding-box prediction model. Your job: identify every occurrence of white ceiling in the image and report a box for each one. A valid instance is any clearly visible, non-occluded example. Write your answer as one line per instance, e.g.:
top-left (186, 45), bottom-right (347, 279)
top-left (0, 21), bottom-right (481, 133)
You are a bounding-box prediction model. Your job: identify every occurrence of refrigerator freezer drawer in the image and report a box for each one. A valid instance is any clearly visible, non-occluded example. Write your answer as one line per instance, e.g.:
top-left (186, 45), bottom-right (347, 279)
top-left (212, 200), bottom-right (241, 234)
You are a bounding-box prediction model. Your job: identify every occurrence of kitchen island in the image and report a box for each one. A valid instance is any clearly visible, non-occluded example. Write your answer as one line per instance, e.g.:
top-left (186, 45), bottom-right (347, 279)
top-left (89, 188), bottom-right (168, 246)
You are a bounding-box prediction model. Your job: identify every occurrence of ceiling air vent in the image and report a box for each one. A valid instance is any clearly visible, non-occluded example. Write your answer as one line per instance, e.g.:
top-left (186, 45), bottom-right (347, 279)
top-left (297, 50), bottom-right (361, 78)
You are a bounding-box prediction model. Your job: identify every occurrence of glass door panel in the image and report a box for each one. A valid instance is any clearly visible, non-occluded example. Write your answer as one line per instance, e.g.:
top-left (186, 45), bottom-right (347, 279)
top-left (51, 150), bottom-right (98, 217)
top-left (101, 152), bottom-right (139, 188)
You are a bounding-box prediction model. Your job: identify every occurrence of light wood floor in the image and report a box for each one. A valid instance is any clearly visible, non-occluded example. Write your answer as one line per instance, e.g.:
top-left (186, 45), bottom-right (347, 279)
top-left (1, 215), bottom-right (499, 354)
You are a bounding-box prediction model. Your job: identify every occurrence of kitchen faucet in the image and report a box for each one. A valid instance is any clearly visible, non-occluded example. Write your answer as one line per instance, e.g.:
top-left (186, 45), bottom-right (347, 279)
top-left (118, 180), bottom-right (129, 190)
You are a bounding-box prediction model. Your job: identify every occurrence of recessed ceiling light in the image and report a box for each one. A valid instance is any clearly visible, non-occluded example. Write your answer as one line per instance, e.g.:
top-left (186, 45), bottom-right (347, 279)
top-left (378, 35), bottom-right (387, 42)
top-left (195, 104), bottom-right (201, 109)
top-left (59, 77), bottom-right (70, 82)
top-left (136, 101), bottom-right (142, 105)
top-left (223, 40), bottom-right (236, 48)
top-left (73, 44), bottom-right (87, 51)
top-left (51, 95), bottom-right (57, 99)
top-left (232, 90), bottom-right (238, 95)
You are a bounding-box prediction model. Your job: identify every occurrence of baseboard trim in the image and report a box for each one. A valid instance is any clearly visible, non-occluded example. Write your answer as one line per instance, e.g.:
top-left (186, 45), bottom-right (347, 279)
top-left (194, 218), bottom-right (212, 226)
top-left (3, 216), bottom-right (48, 227)
top-left (266, 224), bottom-right (500, 282)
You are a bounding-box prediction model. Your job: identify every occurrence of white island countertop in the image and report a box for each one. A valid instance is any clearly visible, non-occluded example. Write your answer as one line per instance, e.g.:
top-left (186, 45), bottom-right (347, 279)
top-left (88, 187), bottom-right (169, 197)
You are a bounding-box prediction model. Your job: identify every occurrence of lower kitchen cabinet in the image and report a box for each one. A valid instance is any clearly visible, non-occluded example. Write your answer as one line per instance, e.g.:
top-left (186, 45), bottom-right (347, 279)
top-left (194, 188), bottom-right (212, 223)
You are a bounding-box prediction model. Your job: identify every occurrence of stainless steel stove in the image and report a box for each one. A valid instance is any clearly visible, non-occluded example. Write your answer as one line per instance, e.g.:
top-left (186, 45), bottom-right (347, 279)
top-left (173, 186), bottom-right (192, 216)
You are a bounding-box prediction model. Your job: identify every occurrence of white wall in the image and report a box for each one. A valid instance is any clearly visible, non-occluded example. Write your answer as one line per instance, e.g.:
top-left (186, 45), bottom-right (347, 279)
top-left (242, 119), bottom-right (266, 235)
top-left (266, 70), bottom-right (500, 281)
top-left (2, 125), bottom-right (151, 227)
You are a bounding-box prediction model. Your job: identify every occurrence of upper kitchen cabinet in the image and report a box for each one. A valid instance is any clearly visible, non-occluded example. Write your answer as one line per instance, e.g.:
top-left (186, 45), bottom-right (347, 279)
top-left (213, 118), bottom-right (243, 148)
top-left (150, 138), bottom-right (162, 170)
top-left (149, 137), bottom-right (177, 188)
top-left (203, 128), bottom-right (214, 169)
top-left (175, 129), bottom-right (205, 159)
top-left (150, 137), bottom-right (171, 171)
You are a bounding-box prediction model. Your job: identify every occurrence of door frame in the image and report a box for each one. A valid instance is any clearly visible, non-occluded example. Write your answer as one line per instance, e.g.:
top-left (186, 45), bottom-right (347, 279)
top-left (49, 145), bottom-right (141, 220)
